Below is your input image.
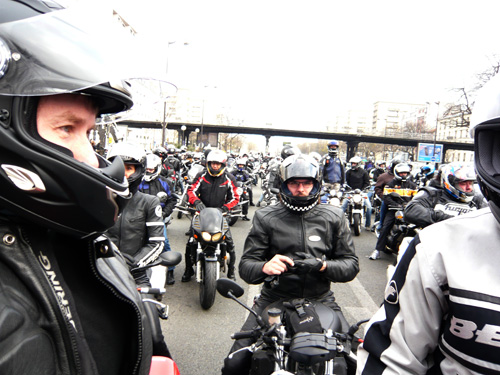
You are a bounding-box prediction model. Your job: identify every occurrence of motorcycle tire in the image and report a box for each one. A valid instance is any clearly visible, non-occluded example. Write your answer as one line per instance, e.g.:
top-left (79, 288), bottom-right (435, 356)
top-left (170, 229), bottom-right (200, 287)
top-left (353, 213), bottom-right (361, 236)
top-left (228, 216), bottom-right (238, 226)
top-left (199, 260), bottom-right (217, 310)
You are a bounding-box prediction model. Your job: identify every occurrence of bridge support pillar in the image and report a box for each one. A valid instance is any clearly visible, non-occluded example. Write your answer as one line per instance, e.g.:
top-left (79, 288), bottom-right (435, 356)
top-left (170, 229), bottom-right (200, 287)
top-left (345, 141), bottom-right (359, 161)
top-left (265, 135), bottom-right (271, 153)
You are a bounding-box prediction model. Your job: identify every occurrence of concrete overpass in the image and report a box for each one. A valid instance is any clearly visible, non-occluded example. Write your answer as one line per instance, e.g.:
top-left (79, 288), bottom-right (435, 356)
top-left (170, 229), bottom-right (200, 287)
top-left (119, 120), bottom-right (474, 159)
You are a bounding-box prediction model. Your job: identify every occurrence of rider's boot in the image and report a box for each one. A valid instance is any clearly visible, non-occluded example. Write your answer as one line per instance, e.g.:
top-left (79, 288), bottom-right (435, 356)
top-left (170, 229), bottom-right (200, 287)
top-left (227, 243), bottom-right (236, 280)
top-left (166, 269), bottom-right (175, 285)
top-left (181, 241), bottom-right (195, 282)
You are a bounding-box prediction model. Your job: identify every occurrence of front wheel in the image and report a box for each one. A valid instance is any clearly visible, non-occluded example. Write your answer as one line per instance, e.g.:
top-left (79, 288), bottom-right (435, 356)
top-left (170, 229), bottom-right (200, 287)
top-left (228, 215), bottom-right (238, 226)
top-left (353, 213), bottom-right (361, 236)
top-left (199, 260), bottom-right (217, 310)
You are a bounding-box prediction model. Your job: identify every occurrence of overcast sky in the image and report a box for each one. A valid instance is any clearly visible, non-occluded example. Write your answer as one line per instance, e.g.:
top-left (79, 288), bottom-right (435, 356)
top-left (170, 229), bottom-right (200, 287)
top-left (106, 0), bottom-right (500, 131)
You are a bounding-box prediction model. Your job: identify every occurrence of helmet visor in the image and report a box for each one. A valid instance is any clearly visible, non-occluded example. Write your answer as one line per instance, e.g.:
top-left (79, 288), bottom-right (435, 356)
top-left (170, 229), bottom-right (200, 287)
top-left (0, 7), bottom-right (176, 122)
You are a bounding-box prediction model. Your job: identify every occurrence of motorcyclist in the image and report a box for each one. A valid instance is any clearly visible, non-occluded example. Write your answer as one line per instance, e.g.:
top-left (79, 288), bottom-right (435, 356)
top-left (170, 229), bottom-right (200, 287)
top-left (373, 158), bottom-right (401, 231)
top-left (232, 157), bottom-right (252, 221)
top-left (139, 153), bottom-right (178, 285)
top-left (321, 140), bottom-right (345, 185)
top-left (222, 154), bottom-right (359, 375)
top-left (182, 149), bottom-right (240, 281)
top-left (404, 162), bottom-right (486, 229)
top-left (342, 156), bottom-right (372, 229)
top-left (370, 160), bottom-right (387, 183)
top-left (257, 146), bottom-right (300, 206)
top-left (0, 2), bottom-right (158, 373)
top-left (357, 68), bottom-right (500, 375)
top-left (106, 144), bottom-right (165, 288)
top-left (369, 162), bottom-right (417, 260)
top-left (411, 164), bottom-right (432, 187)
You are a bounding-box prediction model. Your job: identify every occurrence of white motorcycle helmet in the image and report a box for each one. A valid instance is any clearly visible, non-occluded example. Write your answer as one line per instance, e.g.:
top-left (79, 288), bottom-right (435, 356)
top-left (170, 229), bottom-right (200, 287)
top-left (144, 153), bottom-right (162, 182)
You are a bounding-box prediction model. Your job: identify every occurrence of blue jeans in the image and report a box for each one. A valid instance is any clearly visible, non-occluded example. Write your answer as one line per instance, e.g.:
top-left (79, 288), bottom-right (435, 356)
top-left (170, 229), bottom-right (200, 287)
top-left (341, 197), bottom-right (372, 227)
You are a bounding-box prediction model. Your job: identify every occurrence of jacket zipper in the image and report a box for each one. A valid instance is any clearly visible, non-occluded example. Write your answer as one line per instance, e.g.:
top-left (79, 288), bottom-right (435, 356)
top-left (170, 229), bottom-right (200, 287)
top-left (87, 242), bottom-right (144, 375)
top-left (19, 228), bottom-right (82, 374)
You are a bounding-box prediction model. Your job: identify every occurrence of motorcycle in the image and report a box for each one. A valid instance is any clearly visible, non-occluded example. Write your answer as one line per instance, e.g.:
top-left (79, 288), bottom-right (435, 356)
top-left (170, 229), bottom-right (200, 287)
top-left (342, 188), bottom-right (368, 237)
top-left (126, 251), bottom-right (183, 375)
top-left (217, 278), bottom-right (368, 375)
top-left (228, 179), bottom-right (252, 226)
top-left (321, 183), bottom-right (343, 207)
top-left (374, 203), bottom-right (420, 257)
top-left (178, 207), bottom-right (233, 309)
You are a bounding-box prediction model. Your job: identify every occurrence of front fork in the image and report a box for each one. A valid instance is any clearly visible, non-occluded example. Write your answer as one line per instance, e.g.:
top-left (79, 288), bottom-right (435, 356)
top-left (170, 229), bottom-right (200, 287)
top-left (195, 244), bottom-right (221, 283)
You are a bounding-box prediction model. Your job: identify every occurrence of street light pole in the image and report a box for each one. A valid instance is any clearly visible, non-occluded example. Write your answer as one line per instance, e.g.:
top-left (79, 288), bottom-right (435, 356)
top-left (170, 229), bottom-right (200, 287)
top-left (181, 125), bottom-right (186, 146)
top-left (433, 101), bottom-right (440, 166)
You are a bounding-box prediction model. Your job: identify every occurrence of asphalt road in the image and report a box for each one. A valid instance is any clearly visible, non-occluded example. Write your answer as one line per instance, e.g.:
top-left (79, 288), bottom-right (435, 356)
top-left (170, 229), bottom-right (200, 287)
top-left (161, 185), bottom-right (395, 375)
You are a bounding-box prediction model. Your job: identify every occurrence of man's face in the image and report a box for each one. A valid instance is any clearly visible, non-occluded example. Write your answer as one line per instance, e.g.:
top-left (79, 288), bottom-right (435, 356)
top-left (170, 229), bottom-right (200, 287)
top-left (399, 172), bottom-right (408, 179)
top-left (210, 161), bottom-right (222, 171)
top-left (37, 94), bottom-right (98, 168)
top-left (458, 180), bottom-right (474, 193)
top-left (287, 178), bottom-right (314, 197)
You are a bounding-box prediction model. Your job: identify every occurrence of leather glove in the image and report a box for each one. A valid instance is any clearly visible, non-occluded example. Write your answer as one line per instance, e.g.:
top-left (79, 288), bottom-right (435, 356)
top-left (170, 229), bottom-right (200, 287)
top-left (221, 205), bottom-right (229, 213)
top-left (291, 252), bottom-right (323, 274)
top-left (195, 201), bottom-right (206, 211)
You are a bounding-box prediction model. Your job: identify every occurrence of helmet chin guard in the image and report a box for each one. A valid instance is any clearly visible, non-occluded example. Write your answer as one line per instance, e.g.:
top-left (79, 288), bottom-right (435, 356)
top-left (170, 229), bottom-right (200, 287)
top-left (279, 154), bottom-right (321, 213)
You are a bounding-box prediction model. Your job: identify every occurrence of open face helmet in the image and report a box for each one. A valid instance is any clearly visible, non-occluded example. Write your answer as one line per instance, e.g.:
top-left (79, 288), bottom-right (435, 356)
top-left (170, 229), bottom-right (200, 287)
top-left (0, 1), bottom-right (152, 238)
top-left (441, 163), bottom-right (476, 203)
top-left (144, 153), bottom-right (162, 182)
top-left (349, 156), bottom-right (362, 170)
top-left (279, 154), bottom-right (321, 213)
top-left (206, 149), bottom-right (227, 177)
top-left (327, 140), bottom-right (340, 157)
top-left (394, 163), bottom-right (411, 182)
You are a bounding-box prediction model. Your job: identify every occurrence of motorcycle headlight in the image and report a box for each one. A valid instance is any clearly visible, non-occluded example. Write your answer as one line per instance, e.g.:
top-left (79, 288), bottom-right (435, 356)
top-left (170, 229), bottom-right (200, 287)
top-left (336, 191), bottom-right (343, 198)
top-left (211, 232), bottom-right (223, 242)
top-left (201, 231), bottom-right (223, 242)
top-left (353, 195), bottom-right (362, 204)
top-left (236, 187), bottom-right (244, 195)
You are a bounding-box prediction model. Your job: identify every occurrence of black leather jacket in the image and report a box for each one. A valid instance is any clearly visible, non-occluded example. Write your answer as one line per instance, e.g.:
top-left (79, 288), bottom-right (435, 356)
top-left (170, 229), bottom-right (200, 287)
top-left (107, 192), bottom-right (165, 268)
top-left (404, 186), bottom-right (487, 228)
top-left (0, 217), bottom-right (153, 375)
top-left (239, 203), bottom-right (359, 299)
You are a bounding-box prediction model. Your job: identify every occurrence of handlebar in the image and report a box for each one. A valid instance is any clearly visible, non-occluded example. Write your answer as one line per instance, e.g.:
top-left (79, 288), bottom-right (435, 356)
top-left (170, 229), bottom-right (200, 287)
top-left (137, 287), bottom-right (166, 295)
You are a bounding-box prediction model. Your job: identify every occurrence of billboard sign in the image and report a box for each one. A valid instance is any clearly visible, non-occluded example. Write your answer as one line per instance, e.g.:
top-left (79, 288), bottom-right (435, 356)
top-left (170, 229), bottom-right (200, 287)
top-left (417, 143), bottom-right (443, 163)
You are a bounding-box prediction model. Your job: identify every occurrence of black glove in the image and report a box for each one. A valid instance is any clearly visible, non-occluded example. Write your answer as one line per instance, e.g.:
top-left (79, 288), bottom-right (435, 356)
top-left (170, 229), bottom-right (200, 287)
top-left (195, 201), bottom-right (206, 211)
top-left (221, 205), bottom-right (229, 213)
top-left (291, 252), bottom-right (323, 274)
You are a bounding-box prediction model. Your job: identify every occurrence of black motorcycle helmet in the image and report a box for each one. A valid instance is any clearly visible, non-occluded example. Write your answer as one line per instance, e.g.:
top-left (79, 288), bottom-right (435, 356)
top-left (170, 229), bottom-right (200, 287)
top-left (470, 73), bottom-right (500, 212)
top-left (0, 1), bottom-right (141, 238)
top-left (107, 143), bottom-right (146, 194)
top-left (279, 154), bottom-right (321, 213)
top-left (281, 144), bottom-right (301, 160)
top-left (388, 158), bottom-right (403, 175)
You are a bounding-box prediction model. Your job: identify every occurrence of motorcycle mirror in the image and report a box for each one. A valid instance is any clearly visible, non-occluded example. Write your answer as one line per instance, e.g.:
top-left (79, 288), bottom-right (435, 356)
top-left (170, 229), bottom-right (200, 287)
top-left (158, 252), bottom-right (182, 267)
top-left (216, 278), bottom-right (244, 298)
top-left (270, 188), bottom-right (280, 195)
